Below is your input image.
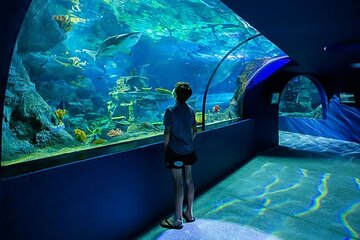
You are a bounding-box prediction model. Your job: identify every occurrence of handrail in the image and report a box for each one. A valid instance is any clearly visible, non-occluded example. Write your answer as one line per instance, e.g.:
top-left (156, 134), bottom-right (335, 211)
top-left (201, 33), bottom-right (262, 131)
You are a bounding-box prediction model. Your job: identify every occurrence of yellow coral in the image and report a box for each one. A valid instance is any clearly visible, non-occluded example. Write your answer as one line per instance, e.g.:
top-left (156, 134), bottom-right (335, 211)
top-left (195, 112), bottom-right (206, 124)
top-left (74, 129), bottom-right (87, 142)
top-left (92, 139), bottom-right (106, 145)
top-left (53, 15), bottom-right (73, 32)
top-left (55, 109), bottom-right (67, 123)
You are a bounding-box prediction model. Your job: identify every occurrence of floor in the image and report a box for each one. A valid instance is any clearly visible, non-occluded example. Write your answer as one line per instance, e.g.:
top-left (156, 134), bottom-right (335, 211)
top-left (138, 131), bottom-right (360, 240)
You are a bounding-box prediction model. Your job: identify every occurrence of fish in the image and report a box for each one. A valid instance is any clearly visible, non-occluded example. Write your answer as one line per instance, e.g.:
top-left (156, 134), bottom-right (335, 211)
top-left (212, 105), bottom-right (221, 113)
top-left (83, 32), bottom-right (142, 61)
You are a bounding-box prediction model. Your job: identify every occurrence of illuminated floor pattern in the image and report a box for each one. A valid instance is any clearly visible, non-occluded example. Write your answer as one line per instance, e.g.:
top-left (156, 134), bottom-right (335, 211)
top-left (138, 131), bottom-right (360, 240)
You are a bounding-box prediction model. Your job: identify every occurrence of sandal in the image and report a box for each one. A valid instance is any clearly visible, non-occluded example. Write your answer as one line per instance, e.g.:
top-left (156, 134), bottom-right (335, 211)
top-left (160, 219), bottom-right (183, 230)
top-left (182, 211), bottom-right (195, 223)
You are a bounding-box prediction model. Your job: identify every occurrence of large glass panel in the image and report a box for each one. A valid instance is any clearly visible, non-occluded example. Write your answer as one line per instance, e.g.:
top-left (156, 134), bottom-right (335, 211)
top-left (2, 0), bottom-right (284, 166)
top-left (204, 35), bottom-right (286, 127)
top-left (279, 75), bottom-right (323, 118)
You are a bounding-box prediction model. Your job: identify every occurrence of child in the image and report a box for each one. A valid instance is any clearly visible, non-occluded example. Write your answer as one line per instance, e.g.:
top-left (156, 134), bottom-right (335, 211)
top-left (160, 82), bottom-right (197, 230)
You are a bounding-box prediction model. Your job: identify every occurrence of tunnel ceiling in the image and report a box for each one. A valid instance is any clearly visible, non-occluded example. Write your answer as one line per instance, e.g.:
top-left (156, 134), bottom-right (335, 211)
top-left (221, 0), bottom-right (360, 77)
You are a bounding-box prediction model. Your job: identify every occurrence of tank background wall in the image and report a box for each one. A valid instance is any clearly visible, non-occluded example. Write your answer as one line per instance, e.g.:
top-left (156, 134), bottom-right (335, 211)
top-left (1, 120), bottom-right (256, 240)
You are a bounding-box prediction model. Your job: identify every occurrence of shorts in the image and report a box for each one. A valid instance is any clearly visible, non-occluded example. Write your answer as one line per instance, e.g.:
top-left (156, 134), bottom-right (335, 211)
top-left (165, 147), bottom-right (197, 169)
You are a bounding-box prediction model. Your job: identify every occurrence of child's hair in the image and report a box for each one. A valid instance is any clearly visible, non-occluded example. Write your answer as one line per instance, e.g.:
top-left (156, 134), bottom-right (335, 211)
top-left (174, 82), bottom-right (192, 104)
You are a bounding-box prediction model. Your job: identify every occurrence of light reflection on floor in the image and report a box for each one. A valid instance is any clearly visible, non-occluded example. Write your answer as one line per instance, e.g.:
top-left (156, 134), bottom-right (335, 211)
top-left (138, 131), bottom-right (360, 240)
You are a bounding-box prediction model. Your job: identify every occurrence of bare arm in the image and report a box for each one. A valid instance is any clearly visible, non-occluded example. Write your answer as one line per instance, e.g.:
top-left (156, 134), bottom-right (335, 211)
top-left (164, 126), bottom-right (171, 148)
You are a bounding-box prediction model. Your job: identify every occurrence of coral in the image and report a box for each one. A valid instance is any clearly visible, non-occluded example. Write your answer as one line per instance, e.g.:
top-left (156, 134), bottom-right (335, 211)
top-left (53, 15), bottom-right (73, 32)
top-left (195, 112), bottom-right (206, 124)
top-left (91, 139), bottom-right (106, 145)
top-left (110, 77), bottom-right (131, 95)
top-left (74, 128), bottom-right (86, 142)
top-left (55, 109), bottom-right (67, 124)
top-left (107, 128), bottom-right (123, 137)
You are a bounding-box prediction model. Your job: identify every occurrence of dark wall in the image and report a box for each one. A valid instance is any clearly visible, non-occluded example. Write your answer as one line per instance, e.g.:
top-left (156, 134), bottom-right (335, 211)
top-left (243, 71), bottom-right (281, 150)
top-left (0, 0), bottom-right (32, 236)
top-left (1, 120), bottom-right (256, 240)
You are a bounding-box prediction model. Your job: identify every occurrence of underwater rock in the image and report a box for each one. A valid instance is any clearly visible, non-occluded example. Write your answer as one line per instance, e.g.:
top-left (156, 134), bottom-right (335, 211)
top-left (67, 116), bottom-right (85, 128)
top-left (108, 91), bottom-right (171, 122)
top-left (67, 101), bottom-right (85, 114)
top-left (86, 112), bottom-right (103, 120)
top-left (36, 127), bottom-right (77, 148)
top-left (20, 52), bottom-right (49, 77)
top-left (2, 53), bottom-right (75, 161)
top-left (76, 78), bottom-right (96, 99)
top-left (1, 119), bottom-right (34, 162)
top-left (37, 80), bottom-right (77, 105)
top-left (17, 0), bottom-right (67, 53)
top-left (135, 99), bottom-right (161, 122)
top-left (127, 122), bottom-right (160, 133)
top-left (125, 76), bottom-right (149, 91)
top-left (115, 92), bottom-right (173, 102)
top-left (78, 99), bottom-right (94, 113)
top-left (21, 52), bottom-right (84, 81)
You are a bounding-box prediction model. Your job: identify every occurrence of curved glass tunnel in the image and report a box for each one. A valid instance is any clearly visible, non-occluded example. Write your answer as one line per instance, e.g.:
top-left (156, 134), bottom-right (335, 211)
top-left (1, 0), bottom-right (285, 166)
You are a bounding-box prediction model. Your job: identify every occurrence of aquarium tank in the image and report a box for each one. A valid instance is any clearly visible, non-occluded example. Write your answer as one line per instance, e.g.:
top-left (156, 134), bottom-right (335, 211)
top-left (279, 75), bottom-right (323, 119)
top-left (1, 0), bottom-right (285, 166)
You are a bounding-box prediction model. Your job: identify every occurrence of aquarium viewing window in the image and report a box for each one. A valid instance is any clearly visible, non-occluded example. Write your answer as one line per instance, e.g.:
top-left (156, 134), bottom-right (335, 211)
top-left (279, 75), bottom-right (323, 119)
top-left (339, 93), bottom-right (355, 104)
top-left (1, 0), bottom-right (285, 167)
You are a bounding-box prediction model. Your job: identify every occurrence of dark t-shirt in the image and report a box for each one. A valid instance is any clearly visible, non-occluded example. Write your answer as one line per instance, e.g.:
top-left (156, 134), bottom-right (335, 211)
top-left (163, 103), bottom-right (196, 154)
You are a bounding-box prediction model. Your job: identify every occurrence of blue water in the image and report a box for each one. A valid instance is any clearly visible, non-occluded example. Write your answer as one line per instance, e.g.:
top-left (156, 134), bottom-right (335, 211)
top-left (2, 0), bottom-right (286, 164)
top-left (139, 131), bottom-right (360, 239)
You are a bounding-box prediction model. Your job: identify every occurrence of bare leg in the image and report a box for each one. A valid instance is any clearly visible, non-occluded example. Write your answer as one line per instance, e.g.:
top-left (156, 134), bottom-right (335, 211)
top-left (184, 165), bottom-right (194, 220)
top-left (171, 168), bottom-right (184, 225)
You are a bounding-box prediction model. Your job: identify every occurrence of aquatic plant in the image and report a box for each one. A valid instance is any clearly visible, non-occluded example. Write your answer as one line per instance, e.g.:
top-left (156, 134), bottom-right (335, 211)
top-left (54, 109), bottom-right (67, 124)
top-left (74, 128), bottom-right (87, 142)
top-left (86, 126), bottom-right (103, 136)
top-left (155, 88), bottom-right (172, 95)
top-left (85, 126), bottom-right (103, 144)
top-left (91, 139), bottom-right (106, 145)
